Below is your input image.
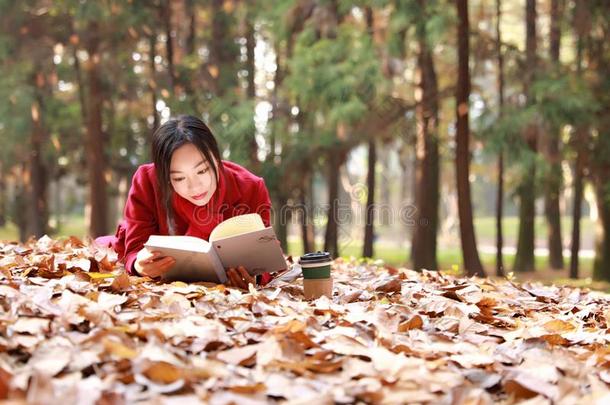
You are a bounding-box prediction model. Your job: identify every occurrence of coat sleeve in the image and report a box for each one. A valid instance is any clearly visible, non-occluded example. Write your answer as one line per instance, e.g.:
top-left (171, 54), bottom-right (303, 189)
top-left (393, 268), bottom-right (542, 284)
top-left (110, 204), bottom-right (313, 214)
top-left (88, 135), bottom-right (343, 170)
top-left (122, 167), bottom-right (160, 274)
top-left (253, 178), bottom-right (272, 228)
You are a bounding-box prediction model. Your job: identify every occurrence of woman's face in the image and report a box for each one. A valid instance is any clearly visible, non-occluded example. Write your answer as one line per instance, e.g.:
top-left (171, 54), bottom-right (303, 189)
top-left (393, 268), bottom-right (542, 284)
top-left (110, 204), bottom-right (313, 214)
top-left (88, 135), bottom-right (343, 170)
top-left (169, 143), bottom-right (217, 206)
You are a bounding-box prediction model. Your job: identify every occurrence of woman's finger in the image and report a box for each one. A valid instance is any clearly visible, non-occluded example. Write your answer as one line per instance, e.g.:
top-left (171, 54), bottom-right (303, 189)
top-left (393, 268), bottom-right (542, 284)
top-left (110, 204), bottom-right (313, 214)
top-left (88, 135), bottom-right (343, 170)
top-left (236, 266), bottom-right (255, 286)
top-left (226, 267), bottom-right (240, 287)
top-left (144, 251), bottom-right (165, 264)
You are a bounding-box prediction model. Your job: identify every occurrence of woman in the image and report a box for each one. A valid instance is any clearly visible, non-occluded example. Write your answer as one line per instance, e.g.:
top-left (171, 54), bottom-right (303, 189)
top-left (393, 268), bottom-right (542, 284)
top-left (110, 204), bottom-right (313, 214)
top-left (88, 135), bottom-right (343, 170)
top-left (97, 115), bottom-right (274, 288)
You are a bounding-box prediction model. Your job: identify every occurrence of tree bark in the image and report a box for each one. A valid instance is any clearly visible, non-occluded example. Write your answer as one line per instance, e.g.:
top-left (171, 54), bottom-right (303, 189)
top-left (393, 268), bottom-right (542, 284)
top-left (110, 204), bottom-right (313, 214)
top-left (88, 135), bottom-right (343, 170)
top-left (300, 170), bottom-right (316, 253)
top-left (245, 16), bottom-right (259, 171)
top-left (324, 150), bottom-right (344, 258)
top-left (162, 0), bottom-right (176, 92)
top-left (149, 33), bottom-right (160, 132)
top-left (593, 180), bottom-right (610, 280)
top-left (495, 0), bottom-right (505, 277)
top-left (186, 0), bottom-right (196, 56)
top-left (274, 193), bottom-right (290, 252)
top-left (411, 2), bottom-right (439, 270)
top-left (84, 21), bottom-right (108, 237)
top-left (569, 6), bottom-right (588, 279)
top-left (0, 161), bottom-right (5, 227)
top-left (455, 0), bottom-right (485, 277)
top-left (363, 6), bottom-right (376, 258)
top-left (363, 138), bottom-right (376, 258)
top-left (545, 0), bottom-right (564, 269)
top-left (514, 0), bottom-right (538, 273)
top-left (27, 72), bottom-right (49, 238)
top-left (15, 169), bottom-right (28, 242)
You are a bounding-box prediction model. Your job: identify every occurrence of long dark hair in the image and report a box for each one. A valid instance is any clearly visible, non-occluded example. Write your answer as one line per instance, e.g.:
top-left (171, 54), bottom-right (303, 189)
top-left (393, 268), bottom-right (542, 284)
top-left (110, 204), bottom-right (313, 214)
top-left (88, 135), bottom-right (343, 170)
top-left (151, 115), bottom-right (223, 234)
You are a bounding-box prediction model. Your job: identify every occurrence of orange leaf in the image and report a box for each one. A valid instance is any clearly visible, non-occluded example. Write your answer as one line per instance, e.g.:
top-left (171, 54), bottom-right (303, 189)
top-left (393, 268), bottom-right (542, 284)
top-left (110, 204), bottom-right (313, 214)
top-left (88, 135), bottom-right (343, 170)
top-left (543, 320), bottom-right (575, 333)
top-left (143, 361), bottom-right (183, 384)
top-left (398, 315), bottom-right (423, 332)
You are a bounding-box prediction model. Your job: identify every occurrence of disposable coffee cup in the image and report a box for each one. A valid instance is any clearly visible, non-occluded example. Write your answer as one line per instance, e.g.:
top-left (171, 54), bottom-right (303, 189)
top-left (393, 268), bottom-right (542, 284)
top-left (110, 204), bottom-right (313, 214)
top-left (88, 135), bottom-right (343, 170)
top-left (299, 251), bottom-right (333, 299)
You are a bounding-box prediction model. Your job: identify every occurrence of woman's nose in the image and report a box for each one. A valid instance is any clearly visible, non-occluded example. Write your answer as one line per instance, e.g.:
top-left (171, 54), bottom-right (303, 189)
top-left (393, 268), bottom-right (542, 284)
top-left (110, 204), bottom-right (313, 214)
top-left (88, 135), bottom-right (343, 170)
top-left (187, 176), bottom-right (201, 190)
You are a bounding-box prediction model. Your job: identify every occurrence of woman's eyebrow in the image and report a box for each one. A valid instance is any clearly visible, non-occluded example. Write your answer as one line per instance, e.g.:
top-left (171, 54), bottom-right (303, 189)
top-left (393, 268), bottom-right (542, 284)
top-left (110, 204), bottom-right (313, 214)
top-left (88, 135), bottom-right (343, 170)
top-left (170, 160), bottom-right (207, 174)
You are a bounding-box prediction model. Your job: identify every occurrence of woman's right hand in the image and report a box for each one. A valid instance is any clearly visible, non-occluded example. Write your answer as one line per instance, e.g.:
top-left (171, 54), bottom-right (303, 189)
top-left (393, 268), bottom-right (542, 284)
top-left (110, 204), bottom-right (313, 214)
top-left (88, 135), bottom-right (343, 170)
top-left (134, 247), bottom-right (176, 279)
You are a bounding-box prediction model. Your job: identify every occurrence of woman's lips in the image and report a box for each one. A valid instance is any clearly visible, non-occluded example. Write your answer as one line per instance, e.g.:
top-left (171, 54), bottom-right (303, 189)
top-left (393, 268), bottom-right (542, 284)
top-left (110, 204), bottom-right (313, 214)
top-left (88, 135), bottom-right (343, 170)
top-left (191, 192), bottom-right (208, 201)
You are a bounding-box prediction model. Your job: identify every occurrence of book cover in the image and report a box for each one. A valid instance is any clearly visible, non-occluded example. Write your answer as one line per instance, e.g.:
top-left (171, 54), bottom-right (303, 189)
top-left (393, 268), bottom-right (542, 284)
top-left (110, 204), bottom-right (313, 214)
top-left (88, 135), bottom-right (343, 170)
top-left (143, 214), bottom-right (286, 283)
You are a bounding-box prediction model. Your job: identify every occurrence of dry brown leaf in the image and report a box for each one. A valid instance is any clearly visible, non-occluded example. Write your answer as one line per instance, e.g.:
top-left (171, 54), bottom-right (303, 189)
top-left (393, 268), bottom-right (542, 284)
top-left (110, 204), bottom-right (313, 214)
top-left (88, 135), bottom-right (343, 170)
top-left (1, 237), bottom-right (609, 403)
top-left (110, 272), bottom-right (132, 292)
top-left (543, 319), bottom-right (576, 333)
top-left (142, 361), bottom-right (183, 384)
top-left (216, 344), bottom-right (259, 366)
top-left (103, 338), bottom-right (137, 360)
top-left (0, 367), bottom-right (11, 399)
top-left (398, 315), bottom-right (423, 332)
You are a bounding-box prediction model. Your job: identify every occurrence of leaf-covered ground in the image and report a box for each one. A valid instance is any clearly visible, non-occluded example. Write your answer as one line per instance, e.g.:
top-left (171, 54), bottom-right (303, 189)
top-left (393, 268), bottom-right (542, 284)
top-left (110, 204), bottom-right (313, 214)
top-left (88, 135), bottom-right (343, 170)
top-left (1, 237), bottom-right (609, 404)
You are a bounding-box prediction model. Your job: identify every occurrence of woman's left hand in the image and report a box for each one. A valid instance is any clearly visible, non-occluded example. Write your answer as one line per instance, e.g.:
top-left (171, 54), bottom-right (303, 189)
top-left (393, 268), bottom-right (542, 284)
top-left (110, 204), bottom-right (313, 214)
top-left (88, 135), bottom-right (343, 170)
top-left (226, 266), bottom-right (256, 290)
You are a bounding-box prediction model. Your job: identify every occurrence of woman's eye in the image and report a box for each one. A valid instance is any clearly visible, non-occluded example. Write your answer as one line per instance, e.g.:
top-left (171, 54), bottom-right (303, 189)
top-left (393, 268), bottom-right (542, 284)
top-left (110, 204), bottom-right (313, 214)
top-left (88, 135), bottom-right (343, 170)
top-left (198, 168), bottom-right (209, 175)
top-left (172, 178), bottom-right (184, 182)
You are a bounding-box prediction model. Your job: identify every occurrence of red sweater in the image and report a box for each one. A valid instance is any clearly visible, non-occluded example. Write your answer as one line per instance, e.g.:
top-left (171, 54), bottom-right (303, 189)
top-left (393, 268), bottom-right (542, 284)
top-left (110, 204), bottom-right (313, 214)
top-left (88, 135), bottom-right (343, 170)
top-left (111, 161), bottom-right (273, 283)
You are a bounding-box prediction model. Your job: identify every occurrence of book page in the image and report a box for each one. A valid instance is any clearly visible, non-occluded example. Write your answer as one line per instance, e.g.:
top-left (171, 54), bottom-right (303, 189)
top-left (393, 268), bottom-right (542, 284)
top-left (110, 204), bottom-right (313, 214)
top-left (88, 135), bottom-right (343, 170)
top-left (212, 227), bottom-right (287, 276)
top-left (145, 235), bottom-right (209, 251)
top-left (144, 235), bottom-right (227, 283)
top-left (209, 213), bottom-right (265, 242)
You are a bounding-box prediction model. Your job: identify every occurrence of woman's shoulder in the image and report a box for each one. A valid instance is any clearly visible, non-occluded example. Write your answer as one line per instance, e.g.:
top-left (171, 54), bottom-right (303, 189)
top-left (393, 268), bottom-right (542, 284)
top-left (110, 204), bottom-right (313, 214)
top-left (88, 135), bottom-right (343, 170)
top-left (127, 163), bottom-right (158, 194)
top-left (222, 160), bottom-right (264, 186)
top-left (131, 163), bottom-right (156, 182)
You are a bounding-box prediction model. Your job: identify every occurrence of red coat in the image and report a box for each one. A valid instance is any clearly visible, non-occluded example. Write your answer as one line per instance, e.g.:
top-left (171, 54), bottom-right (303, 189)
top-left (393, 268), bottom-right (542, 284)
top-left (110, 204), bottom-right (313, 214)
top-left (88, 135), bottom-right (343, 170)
top-left (106, 160), bottom-right (273, 284)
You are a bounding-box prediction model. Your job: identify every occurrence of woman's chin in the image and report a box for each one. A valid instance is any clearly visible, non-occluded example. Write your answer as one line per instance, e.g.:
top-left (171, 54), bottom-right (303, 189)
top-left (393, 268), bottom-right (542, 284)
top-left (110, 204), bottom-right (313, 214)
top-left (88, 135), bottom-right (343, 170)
top-left (190, 197), bottom-right (209, 206)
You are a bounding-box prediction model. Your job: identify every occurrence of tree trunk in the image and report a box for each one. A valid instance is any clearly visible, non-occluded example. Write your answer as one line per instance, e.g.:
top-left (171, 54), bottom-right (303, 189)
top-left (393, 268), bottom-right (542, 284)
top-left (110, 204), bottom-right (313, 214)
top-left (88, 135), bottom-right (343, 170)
top-left (455, 0), bottom-right (485, 277)
top-left (545, 0), bottom-right (564, 269)
top-left (0, 161), bottom-right (5, 227)
top-left (72, 47), bottom-right (87, 124)
top-left (245, 16), bottom-right (259, 171)
top-left (570, 136), bottom-right (585, 279)
top-left (274, 193), bottom-right (289, 252)
top-left (84, 21), bottom-right (108, 237)
top-left (495, 0), bottom-right (505, 277)
top-left (27, 73), bottom-right (49, 238)
top-left (569, 7), bottom-right (588, 279)
top-left (149, 33), bottom-right (160, 132)
top-left (15, 170), bottom-right (28, 242)
top-left (186, 0), bottom-right (196, 56)
top-left (514, 0), bottom-right (538, 273)
top-left (593, 181), bottom-right (610, 280)
top-left (162, 0), bottom-right (176, 92)
top-left (300, 170), bottom-right (315, 253)
top-left (411, 6), bottom-right (439, 271)
top-left (363, 138), bottom-right (376, 258)
top-left (324, 150), bottom-right (343, 258)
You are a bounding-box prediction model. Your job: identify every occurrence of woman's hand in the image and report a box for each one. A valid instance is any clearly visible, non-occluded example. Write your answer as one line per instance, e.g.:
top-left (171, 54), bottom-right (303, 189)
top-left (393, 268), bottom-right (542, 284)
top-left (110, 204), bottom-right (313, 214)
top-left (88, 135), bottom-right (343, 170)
top-left (134, 247), bottom-right (176, 279)
top-left (226, 266), bottom-right (256, 290)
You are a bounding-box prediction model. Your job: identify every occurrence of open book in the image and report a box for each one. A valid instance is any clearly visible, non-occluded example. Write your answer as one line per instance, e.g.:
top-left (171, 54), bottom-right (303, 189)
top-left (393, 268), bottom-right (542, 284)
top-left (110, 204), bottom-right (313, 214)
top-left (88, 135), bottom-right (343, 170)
top-left (143, 213), bottom-right (286, 283)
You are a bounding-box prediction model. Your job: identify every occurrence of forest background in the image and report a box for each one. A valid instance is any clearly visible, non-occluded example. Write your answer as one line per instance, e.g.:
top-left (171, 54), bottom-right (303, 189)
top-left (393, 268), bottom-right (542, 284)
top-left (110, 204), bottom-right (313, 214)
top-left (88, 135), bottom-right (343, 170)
top-left (0, 0), bottom-right (608, 285)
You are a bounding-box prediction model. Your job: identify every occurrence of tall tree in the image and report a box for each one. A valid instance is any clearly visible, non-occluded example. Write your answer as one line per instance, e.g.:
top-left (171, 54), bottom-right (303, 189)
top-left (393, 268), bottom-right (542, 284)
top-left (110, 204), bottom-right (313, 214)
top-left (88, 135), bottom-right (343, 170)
top-left (495, 0), bottom-right (505, 277)
top-left (569, 0), bottom-right (590, 279)
top-left (27, 69), bottom-right (51, 238)
top-left (514, 0), bottom-right (538, 273)
top-left (83, 21), bottom-right (108, 237)
top-left (244, 11), bottom-right (260, 172)
top-left (544, 0), bottom-right (564, 269)
top-left (589, 1), bottom-right (610, 280)
top-left (455, 0), bottom-right (485, 276)
top-left (161, 0), bottom-right (176, 92)
top-left (411, 0), bottom-right (440, 271)
top-left (363, 6), bottom-right (376, 258)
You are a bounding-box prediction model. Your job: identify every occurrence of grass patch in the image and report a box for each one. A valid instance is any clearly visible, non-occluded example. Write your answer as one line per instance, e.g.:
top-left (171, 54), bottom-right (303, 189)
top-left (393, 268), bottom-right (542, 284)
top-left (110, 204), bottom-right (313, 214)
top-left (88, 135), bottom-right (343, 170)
top-left (1, 215), bottom-right (602, 290)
